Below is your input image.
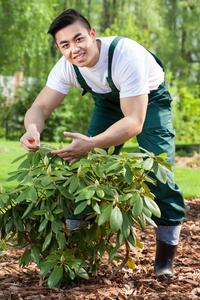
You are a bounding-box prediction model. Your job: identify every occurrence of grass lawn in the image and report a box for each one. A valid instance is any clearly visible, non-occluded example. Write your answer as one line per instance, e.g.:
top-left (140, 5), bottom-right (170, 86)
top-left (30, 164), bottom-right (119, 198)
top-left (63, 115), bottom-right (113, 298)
top-left (174, 167), bottom-right (200, 198)
top-left (0, 139), bottom-right (199, 198)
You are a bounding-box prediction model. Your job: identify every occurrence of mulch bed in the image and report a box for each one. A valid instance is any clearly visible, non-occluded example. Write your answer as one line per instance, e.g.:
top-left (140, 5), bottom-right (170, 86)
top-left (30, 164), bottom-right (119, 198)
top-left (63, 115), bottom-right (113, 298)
top-left (0, 197), bottom-right (199, 300)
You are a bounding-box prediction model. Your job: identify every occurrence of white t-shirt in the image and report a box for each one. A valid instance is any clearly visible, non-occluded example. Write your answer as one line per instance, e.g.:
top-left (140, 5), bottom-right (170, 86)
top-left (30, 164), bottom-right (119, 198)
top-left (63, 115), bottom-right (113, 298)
top-left (46, 36), bottom-right (164, 99)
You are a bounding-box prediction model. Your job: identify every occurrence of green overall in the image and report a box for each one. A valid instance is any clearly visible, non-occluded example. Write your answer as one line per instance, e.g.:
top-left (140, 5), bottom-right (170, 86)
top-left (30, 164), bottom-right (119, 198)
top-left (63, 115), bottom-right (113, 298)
top-left (73, 36), bottom-right (185, 226)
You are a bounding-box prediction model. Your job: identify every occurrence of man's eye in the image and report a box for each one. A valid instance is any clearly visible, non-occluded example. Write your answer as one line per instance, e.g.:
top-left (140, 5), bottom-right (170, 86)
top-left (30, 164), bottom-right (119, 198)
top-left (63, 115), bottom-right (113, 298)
top-left (63, 44), bottom-right (69, 49)
top-left (77, 37), bottom-right (83, 42)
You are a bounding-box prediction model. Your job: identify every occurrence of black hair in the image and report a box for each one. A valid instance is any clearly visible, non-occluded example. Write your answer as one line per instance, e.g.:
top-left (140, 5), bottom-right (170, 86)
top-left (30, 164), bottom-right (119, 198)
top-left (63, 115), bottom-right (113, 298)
top-left (47, 9), bottom-right (91, 41)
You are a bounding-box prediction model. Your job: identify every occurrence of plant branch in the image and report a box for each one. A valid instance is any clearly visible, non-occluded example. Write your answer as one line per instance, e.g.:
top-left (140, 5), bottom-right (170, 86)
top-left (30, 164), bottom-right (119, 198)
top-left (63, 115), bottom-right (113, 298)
top-left (109, 238), bottom-right (130, 280)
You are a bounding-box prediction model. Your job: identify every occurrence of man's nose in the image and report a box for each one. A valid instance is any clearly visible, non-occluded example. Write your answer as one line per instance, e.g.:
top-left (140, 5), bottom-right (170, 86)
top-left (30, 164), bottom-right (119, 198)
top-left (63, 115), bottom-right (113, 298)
top-left (71, 43), bottom-right (80, 53)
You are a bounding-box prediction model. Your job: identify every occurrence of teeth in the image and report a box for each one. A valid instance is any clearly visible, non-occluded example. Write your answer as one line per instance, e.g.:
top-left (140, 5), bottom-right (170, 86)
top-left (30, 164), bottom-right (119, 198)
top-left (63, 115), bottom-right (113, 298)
top-left (77, 54), bottom-right (84, 59)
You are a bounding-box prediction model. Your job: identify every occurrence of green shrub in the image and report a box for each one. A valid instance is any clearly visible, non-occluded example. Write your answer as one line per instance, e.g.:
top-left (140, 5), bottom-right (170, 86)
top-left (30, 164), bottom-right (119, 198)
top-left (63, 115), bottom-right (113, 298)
top-left (0, 145), bottom-right (172, 287)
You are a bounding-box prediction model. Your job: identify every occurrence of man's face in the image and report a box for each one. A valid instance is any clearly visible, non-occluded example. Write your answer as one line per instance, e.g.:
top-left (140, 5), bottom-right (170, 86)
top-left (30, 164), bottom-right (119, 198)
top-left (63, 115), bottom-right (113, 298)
top-left (55, 21), bottom-right (99, 68)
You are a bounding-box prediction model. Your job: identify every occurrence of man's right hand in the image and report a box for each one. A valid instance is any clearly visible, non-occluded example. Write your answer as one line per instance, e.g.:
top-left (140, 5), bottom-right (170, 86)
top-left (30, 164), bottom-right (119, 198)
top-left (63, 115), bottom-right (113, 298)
top-left (20, 124), bottom-right (40, 152)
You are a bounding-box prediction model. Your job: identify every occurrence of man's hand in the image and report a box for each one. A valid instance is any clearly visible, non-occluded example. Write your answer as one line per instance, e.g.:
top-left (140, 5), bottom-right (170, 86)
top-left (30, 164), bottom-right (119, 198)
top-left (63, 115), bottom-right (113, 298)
top-left (20, 124), bottom-right (40, 152)
top-left (51, 132), bottom-right (95, 164)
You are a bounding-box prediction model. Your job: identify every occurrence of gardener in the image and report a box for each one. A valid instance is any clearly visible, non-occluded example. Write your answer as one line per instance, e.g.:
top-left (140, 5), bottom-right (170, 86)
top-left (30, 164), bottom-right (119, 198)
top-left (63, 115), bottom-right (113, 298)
top-left (20, 9), bottom-right (185, 279)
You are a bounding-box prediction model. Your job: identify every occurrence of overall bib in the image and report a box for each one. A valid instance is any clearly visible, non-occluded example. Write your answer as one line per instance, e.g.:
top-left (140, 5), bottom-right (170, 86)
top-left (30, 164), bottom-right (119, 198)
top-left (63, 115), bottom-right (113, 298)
top-left (73, 37), bottom-right (185, 226)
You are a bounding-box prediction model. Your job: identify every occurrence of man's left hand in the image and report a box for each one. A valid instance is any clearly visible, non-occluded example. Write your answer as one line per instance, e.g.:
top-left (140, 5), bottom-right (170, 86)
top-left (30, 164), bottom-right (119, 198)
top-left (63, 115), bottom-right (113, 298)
top-left (51, 131), bottom-right (95, 164)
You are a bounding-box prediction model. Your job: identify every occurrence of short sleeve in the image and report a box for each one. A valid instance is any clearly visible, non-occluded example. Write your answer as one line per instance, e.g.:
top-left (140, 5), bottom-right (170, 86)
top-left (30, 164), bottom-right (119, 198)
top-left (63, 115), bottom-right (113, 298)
top-left (46, 57), bottom-right (74, 95)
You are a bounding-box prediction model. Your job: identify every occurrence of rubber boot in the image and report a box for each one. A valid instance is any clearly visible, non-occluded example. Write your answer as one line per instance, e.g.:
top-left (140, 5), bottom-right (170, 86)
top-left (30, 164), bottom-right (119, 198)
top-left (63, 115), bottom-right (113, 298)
top-left (154, 239), bottom-right (178, 279)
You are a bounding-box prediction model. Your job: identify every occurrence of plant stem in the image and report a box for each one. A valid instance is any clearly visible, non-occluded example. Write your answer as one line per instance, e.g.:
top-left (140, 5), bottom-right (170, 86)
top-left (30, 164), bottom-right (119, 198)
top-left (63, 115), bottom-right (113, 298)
top-left (109, 239), bottom-right (130, 280)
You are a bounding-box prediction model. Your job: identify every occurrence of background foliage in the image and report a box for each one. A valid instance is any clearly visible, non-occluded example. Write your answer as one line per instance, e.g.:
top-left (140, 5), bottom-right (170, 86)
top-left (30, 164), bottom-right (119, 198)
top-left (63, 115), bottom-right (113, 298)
top-left (0, 0), bottom-right (199, 145)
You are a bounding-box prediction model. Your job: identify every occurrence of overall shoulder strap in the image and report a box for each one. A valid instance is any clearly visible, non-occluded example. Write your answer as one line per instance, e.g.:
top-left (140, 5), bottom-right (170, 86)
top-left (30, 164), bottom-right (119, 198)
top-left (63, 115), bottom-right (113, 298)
top-left (149, 51), bottom-right (165, 72)
top-left (106, 36), bottom-right (126, 90)
top-left (72, 64), bottom-right (92, 95)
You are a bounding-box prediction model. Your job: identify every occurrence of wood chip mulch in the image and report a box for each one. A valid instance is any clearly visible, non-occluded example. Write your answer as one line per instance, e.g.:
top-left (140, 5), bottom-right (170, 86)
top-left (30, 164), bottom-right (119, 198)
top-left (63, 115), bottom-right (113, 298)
top-left (0, 197), bottom-right (199, 300)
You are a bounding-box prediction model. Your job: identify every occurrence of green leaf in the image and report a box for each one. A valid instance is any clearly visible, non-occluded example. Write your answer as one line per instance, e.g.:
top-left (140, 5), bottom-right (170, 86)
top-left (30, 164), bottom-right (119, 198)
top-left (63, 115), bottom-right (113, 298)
top-left (99, 238), bottom-right (106, 256)
top-left (58, 186), bottom-right (74, 199)
top-left (69, 176), bottom-right (79, 193)
top-left (17, 170), bottom-right (29, 183)
top-left (122, 212), bottom-right (130, 239)
top-left (18, 159), bottom-right (31, 170)
top-left (64, 265), bottom-right (76, 280)
top-left (142, 206), bottom-right (152, 218)
top-left (14, 217), bottom-right (24, 232)
top-left (144, 196), bottom-right (161, 218)
top-left (108, 146), bottom-right (115, 155)
top-left (74, 201), bottom-right (88, 215)
top-left (56, 231), bottom-right (66, 250)
top-left (6, 173), bottom-right (21, 182)
top-left (98, 204), bottom-right (112, 226)
top-left (142, 157), bottom-right (154, 170)
top-left (145, 216), bottom-right (157, 227)
top-left (138, 213), bottom-right (146, 230)
top-left (42, 231), bottom-right (52, 251)
top-left (132, 196), bottom-right (143, 218)
top-left (53, 209), bottom-right (63, 214)
top-left (46, 213), bottom-right (55, 221)
top-left (75, 267), bottom-right (89, 279)
top-left (22, 202), bottom-right (35, 219)
top-left (30, 245), bottom-right (41, 265)
top-left (86, 222), bottom-right (98, 245)
top-left (1, 193), bottom-right (9, 204)
top-left (127, 233), bottom-right (136, 247)
top-left (11, 153), bottom-right (29, 164)
top-left (16, 188), bottom-right (30, 203)
top-left (48, 265), bottom-right (63, 288)
top-left (38, 218), bottom-right (48, 232)
top-left (41, 176), bottom-right (53, 187)
top-left (123, 163), bottom-right (133, 184)
top-left (119, 193), bottom-right (133, 202)
top-left (0, 197), bottom-right (5, 208)
top-left (94, 166), bottom-right (104, 177)
top-left (19, 248), bottom-right (29, 267)
top-left (29, 186), bottom-right (37, 202)
top-left (39, 144), bottom-right (56, 155)
top-left (110, 207), bottom-right (123, 232)
top-left (109, 245), bottom-right (119, 262)
top-left (38, 261), bottom-right (59, 276)
top-left (51, 221), bottom-right (60, 234)
top-left (106, 162), bottom-right (120, 173)
top-left (92, 200), bottom-right (101, 214)
top-left (34, 210), bottom-right (46, 216)
top-left (96, 188), bottom-right (105, 198)
top-left (94, 148), bottom-right (107, 155)
top-left (116, 231), bottom-right (124, 246)
top-left (32, 151), bottom-right (41, 166)
top-left (85, 189), bottom-right (95, 199)
top-left (153, 161), bottom-right (167, 183)
top-left (5, 218), bottom-right (14, 234)
top-left (101, 186), bottom-right (115, 197)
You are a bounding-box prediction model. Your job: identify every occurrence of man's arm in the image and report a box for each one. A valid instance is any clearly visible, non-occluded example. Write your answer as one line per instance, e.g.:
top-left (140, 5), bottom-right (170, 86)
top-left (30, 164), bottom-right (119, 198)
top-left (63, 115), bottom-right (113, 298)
top-left (52, 94), bottom-right (148, 163)
top-left (20, 86), bottom-right (66, 151)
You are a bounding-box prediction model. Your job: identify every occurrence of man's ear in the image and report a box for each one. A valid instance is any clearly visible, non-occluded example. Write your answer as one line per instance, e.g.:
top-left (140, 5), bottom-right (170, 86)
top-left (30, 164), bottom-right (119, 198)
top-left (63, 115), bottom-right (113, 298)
top-left (56, 44), bottom-right (59, 50)
top-left (90, 28), bottom-right (96, 39)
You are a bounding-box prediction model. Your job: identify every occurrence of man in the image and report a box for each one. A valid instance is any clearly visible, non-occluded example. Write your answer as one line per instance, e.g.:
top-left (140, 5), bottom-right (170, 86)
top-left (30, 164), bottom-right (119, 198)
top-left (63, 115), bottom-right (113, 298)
top-left (20, 9), bottom-right (185, 279)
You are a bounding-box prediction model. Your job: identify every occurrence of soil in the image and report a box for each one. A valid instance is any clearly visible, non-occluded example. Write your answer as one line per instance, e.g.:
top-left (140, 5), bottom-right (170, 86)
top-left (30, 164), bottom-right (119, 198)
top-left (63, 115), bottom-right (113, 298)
top-left (175, 152), bottom-right (200, 169)
top-left (0, 154), bottom-right (199, 299)
top-left (0, 197), bottom-right (199, 300)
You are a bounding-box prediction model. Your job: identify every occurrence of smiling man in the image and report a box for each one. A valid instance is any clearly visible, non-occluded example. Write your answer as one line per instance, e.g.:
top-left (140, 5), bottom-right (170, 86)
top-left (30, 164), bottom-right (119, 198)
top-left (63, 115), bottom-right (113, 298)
top-left (20, 9), bottom-right (185, 280)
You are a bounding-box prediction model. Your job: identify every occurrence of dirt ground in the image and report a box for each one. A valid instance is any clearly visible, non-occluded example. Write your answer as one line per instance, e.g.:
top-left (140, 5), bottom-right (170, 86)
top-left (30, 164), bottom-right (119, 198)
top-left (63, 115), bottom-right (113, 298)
top-left (0, 196), bottom-right (199, 300)
top-left (0, 154), bottom-right (199, 299)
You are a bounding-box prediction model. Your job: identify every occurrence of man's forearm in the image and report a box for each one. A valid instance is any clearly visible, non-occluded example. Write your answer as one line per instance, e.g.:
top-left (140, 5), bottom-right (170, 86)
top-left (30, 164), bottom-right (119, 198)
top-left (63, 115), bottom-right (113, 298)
top-left (90, 115), bottom-right (143, 150)
top-left (24, 106), bottom-right (45, 133)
